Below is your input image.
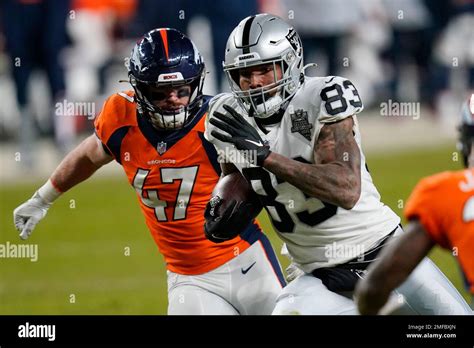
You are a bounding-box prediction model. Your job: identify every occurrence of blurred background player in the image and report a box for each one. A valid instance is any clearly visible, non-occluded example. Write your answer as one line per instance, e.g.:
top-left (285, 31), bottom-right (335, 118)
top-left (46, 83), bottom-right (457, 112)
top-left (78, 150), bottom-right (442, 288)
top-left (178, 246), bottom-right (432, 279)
top-left (1, 1), bottom-right (472, 169)
top-left (129, 0), bottom-right (258, 92)
top-left (1, 0), bottom-right (71, 166)
top-left (205, 13), bottom-right (472, 315)
top-left (355, 94), bottom-right (474, 314)
top-left (12, 28), bottom-right (285, 315)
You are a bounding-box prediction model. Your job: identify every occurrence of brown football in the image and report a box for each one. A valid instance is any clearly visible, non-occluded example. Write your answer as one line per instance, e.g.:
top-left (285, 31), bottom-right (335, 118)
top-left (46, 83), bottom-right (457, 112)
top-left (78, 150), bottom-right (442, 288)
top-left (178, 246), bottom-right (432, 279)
top-left (209, 171), bottom-right (263, 231)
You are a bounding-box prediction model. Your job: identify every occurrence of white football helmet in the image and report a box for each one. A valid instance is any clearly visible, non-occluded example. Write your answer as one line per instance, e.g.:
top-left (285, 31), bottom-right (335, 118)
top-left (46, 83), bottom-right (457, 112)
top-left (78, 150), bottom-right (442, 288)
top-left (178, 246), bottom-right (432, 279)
top-left (223, 14), bottom-right (304, 119)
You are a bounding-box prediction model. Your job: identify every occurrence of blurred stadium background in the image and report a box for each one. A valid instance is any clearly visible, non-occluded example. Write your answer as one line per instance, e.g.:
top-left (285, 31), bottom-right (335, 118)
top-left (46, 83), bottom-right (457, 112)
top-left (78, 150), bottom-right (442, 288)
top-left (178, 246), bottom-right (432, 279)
top-left (0, 0), bottom-right (473, 314)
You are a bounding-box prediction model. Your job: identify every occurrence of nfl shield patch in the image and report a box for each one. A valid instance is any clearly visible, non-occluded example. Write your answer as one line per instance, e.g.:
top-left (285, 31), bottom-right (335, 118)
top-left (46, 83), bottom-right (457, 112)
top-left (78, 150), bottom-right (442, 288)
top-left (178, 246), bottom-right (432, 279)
top-left (157, 141), bottom-right (167, 155)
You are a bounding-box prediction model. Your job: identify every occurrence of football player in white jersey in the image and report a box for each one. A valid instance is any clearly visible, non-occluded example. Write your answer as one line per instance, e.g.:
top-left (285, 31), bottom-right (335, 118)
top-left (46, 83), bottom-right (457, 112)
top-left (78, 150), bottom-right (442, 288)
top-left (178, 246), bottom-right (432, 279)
top-left (204, 13), bottom-right (472, 314)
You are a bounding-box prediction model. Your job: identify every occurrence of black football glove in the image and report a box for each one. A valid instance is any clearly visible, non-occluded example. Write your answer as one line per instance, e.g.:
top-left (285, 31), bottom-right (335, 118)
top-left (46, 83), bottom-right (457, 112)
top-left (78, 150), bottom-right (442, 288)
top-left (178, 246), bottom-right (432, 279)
top-left (209, 104), bottom-right (271, 166)
top-left (204, 195), bottom-right (254, 243)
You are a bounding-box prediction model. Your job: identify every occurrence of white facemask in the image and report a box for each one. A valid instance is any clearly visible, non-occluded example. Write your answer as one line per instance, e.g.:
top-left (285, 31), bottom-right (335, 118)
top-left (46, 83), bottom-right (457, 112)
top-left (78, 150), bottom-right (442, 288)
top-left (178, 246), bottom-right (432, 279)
top-left (254, 93), bottom-right (283, 118)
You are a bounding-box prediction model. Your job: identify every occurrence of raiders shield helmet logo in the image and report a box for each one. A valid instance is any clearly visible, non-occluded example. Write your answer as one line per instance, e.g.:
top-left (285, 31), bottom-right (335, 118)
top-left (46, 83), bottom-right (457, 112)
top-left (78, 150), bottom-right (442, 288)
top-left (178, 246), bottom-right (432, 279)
top-left (285, 28), bottom-right (302, 56)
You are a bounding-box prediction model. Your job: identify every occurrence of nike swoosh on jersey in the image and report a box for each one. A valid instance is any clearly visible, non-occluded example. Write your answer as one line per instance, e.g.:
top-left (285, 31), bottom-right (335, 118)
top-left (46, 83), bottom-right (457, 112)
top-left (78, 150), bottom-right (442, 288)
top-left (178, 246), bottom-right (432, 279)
top-left (325, 76), bottom-right (335, 83)
top-left (245, 139), bottom-right (263, 147)
top-left (241, 261), bottom-right (256, 274)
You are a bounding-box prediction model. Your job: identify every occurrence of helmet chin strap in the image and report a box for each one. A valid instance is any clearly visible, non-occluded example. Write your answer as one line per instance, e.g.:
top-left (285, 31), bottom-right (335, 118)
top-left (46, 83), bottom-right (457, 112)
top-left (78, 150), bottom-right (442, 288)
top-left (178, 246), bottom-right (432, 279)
top-left (249, 104), bottom-right (256, 118)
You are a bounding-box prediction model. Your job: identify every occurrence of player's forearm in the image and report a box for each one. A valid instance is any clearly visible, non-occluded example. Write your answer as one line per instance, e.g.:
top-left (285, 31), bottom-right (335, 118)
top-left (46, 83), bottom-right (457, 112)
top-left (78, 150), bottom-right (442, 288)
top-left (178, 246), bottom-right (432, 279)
top-left (356, 258), bottom-right (401, 314)
top-left (220, 161), bottom-right (239, 176)
top-left (356, 222), bottom-right (434, 313)
top-left (50, 152), bottom-right (101, 193)
top-left (50, 136), bottom-right (111, 192)
top-left (262, 152), bottom-right (361, 209)
top-left (369, 222), bottom-right (433, 289)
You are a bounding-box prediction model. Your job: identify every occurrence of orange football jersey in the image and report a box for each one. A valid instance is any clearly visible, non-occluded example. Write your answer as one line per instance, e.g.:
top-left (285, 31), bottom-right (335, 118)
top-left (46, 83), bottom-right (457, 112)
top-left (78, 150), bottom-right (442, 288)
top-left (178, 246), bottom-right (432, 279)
top-left (94, 91), bottom-right (272, 276)
top-left (404, 168), bottom-right (474, 293)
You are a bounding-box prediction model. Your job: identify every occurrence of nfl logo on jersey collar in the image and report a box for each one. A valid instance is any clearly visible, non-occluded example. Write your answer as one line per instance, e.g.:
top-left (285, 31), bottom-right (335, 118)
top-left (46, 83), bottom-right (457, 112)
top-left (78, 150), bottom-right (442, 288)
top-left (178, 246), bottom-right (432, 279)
top-left (289, 108), bottom-right (313, 141)
top-left (157, 141), bottom-right (167, 155)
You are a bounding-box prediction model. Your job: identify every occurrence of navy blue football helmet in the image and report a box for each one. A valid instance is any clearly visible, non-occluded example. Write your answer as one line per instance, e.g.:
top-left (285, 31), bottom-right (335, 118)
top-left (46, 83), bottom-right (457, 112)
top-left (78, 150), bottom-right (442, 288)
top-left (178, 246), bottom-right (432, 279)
top-left (127, 28), bottom-right (206, 130)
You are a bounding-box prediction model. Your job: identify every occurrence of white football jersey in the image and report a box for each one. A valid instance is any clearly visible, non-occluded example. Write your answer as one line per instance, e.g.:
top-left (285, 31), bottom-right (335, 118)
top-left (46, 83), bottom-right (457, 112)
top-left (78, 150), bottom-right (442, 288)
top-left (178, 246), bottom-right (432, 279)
top-left (205, 76), bottom-right (401, 272)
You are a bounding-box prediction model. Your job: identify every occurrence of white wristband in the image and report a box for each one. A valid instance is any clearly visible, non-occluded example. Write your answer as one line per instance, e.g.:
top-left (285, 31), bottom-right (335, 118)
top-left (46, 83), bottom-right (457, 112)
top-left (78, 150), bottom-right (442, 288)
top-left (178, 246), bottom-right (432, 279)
top-left (37, 179), bottom-right (62, 204)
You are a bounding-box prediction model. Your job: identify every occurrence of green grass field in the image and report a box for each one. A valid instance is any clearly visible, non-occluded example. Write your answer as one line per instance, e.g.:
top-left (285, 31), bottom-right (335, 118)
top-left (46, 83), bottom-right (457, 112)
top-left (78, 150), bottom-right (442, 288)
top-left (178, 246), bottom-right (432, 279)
top-left (0, 143), bottom-right (470, 314)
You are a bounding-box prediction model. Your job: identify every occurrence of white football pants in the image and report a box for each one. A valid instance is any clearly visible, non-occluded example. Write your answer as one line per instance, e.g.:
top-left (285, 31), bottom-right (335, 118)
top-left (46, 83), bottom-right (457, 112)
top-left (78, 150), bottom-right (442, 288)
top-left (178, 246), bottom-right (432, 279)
top-left (273, 229), bottom-right (472, 315)
top-left (167, 240), bottom-right (285, 315)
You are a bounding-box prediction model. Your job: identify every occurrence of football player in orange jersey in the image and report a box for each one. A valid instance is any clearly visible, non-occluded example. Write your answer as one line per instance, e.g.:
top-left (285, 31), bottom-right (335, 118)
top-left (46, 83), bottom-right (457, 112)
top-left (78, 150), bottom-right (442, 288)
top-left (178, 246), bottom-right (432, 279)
top-left (12, 28), bottom-right (285, 314)
top-left (355, 94), bottom-right (474, 314)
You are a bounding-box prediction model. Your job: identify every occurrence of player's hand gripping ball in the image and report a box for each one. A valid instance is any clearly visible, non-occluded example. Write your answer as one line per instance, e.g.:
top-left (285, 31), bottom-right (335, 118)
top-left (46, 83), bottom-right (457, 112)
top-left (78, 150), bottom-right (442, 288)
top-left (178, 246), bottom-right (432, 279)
top-left (204, 172), bottom-right (262, 243)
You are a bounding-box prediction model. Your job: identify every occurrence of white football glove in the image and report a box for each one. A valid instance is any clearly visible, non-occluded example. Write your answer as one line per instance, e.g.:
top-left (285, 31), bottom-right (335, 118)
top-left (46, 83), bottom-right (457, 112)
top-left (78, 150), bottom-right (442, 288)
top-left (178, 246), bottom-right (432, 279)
top-left (13, 191), bottom-right (52, 240)
top-left (286, 262), bottom-right (305, 282)
top-left (281, 243), bottom-right (305, 282)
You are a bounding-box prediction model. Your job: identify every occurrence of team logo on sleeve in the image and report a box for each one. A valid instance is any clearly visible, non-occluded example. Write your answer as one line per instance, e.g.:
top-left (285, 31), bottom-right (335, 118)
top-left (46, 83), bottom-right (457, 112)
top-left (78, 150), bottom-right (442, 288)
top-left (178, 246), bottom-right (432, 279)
top-left (290, 109), bottom-right (313, 141)
top-left (157, 141), bottom-right (167, 155)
